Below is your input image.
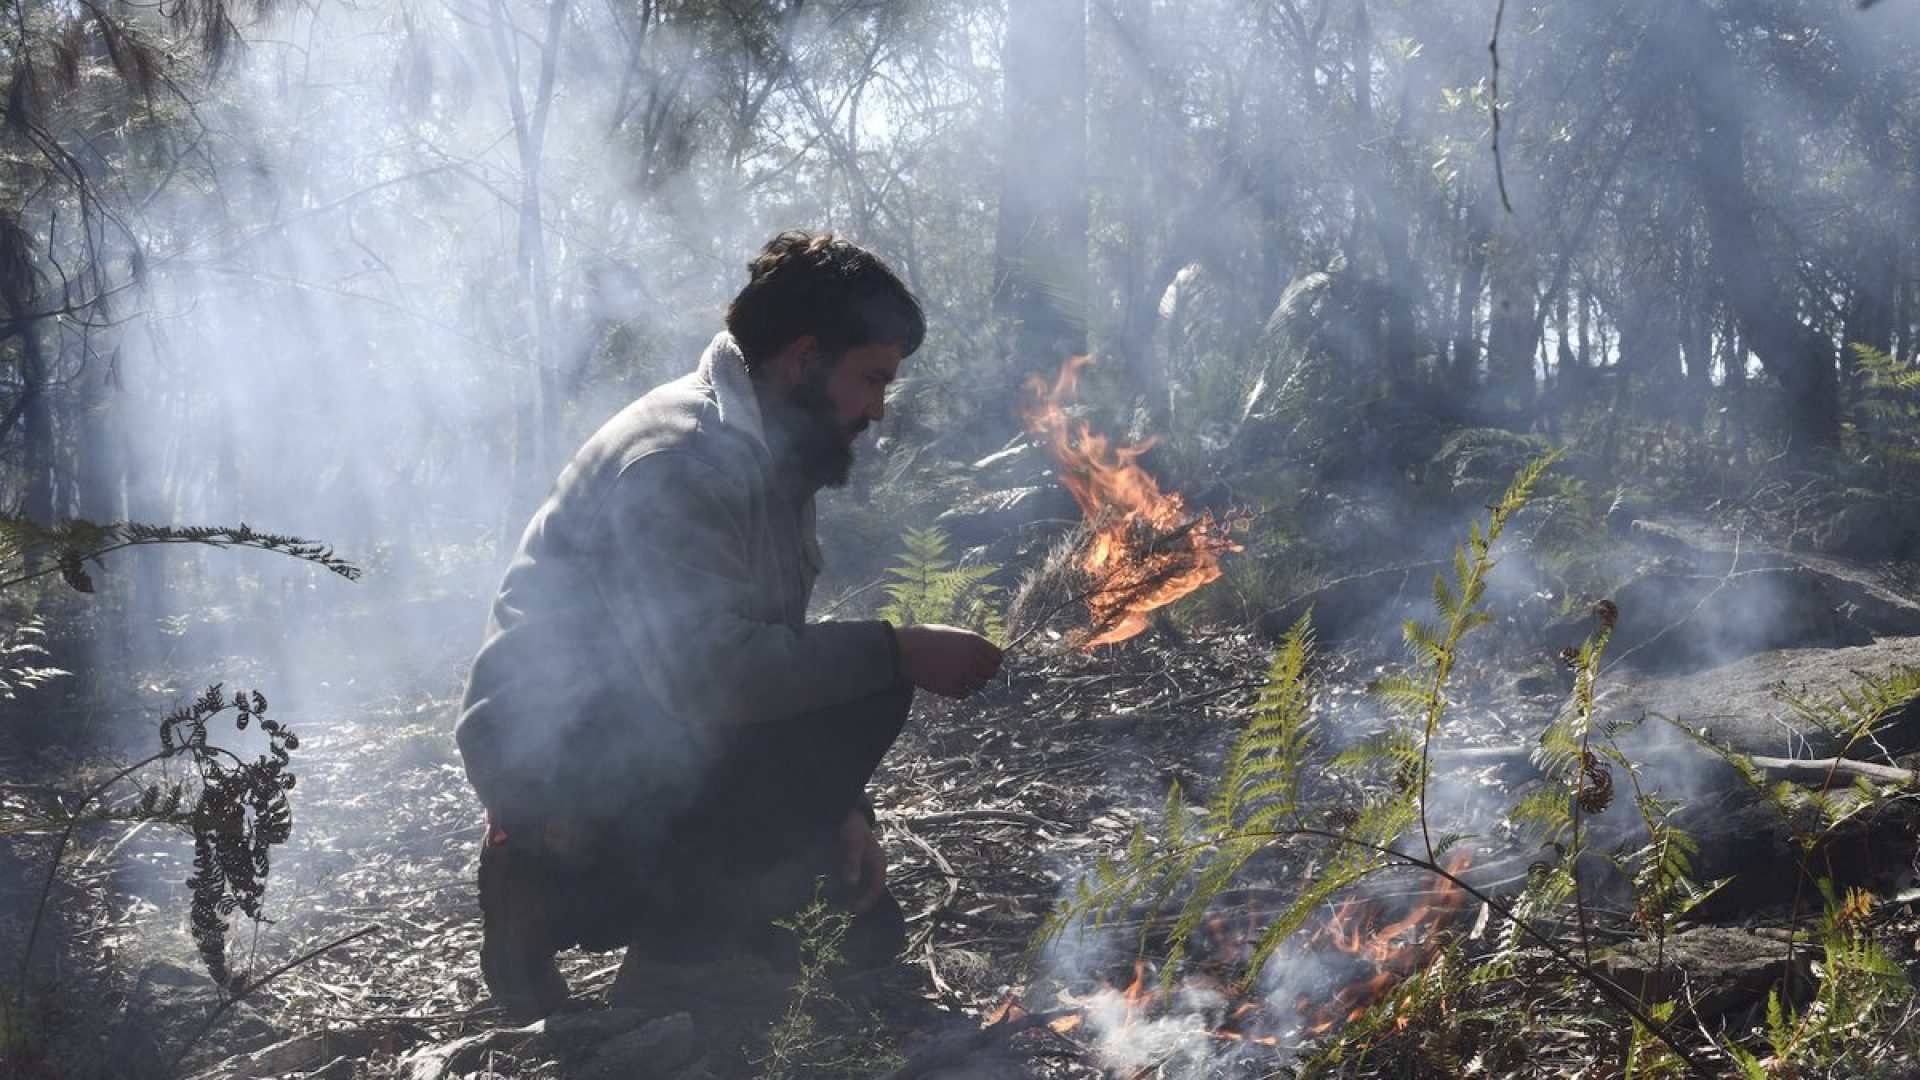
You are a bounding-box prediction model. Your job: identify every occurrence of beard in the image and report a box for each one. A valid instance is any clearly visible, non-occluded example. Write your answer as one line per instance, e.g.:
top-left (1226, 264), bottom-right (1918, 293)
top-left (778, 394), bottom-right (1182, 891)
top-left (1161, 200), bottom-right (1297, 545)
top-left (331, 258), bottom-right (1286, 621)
top-left (766, 369), bottom-right (863, 489)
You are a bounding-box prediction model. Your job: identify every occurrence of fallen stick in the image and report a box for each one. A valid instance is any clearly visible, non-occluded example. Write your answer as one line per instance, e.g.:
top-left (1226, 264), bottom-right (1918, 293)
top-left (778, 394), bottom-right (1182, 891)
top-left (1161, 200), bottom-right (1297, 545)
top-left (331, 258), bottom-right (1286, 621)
top-left (1747, 755), bottom-right (1915, 787)
top-left (1433, 746), bottom-right (1916, 789)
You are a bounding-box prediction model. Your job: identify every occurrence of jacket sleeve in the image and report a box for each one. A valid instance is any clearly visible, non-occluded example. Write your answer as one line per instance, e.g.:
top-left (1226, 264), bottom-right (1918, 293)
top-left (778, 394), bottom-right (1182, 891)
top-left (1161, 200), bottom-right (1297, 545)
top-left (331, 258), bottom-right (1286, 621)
top-left (583, 448), bottom-right (900, 726)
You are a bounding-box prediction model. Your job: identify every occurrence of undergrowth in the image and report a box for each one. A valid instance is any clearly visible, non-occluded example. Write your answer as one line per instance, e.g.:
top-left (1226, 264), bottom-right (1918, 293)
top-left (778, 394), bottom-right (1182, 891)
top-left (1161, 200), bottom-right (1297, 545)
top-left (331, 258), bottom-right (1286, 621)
top-left (1042, 456), bottom-right (1919, 1078)
top-left (0, 514), bottom-right (357, 1080)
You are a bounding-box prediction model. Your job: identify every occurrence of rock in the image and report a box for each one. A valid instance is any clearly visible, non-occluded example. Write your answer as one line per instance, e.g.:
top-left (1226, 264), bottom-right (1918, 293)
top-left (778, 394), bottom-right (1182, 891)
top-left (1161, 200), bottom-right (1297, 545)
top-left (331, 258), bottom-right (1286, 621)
top-left (1563, 641), bottom-right (1920, 916)
top-left (1604, 564), bottom-right (1875, 672)
top-left (571, 1012), bottom-right (697, 1080)
top-left (191, 1024), bottom-right (413, 1080)
top-left (1606, 638), bottom-right (1920, 760)
top-left (399, 1028), bottom-right (538, 1080)
top-left (1597, 926), bottom-right (1812, 1023)
top-left (544, 1006), bottom-right (663, 1044)
top-left (607, 951), bottom-right (797, 1025)
top-left (1556, 517), bottom-right (1920, 674)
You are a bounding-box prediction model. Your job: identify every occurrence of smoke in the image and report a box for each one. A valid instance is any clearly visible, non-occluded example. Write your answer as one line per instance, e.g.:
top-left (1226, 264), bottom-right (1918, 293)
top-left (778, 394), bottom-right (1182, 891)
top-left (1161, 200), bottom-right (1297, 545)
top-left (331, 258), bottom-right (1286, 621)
top-left (17, 0), bottom-right (1919, 1068)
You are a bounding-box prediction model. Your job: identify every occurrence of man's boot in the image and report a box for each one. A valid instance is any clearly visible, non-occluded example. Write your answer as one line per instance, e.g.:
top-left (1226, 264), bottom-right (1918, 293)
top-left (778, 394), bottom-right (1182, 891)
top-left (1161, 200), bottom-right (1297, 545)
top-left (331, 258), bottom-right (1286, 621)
top-left (477, 821), bottom-right (570, 1020)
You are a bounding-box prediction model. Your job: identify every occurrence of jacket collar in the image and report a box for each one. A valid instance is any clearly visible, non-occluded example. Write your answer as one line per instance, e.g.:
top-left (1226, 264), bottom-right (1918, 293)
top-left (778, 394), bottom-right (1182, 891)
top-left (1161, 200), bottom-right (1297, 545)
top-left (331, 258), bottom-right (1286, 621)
top-left (698, 331), bottom-right (768, 452)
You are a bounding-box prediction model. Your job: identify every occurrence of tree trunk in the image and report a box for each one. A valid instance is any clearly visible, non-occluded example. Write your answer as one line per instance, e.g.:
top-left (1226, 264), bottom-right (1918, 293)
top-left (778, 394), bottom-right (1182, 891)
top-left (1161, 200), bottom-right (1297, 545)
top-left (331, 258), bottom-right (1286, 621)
top-left (490, 0), bottom-right (572, 529)
top-left (1348, 0), bottom-right (1417, 391)
top-left (1685, 11), bottom-right (1839, 451)
top-left (1450, 192), bottom-right (1488, 396)
top-left (17, 320), bottom-right (55, 529)
top-left (1484, 227), bottom-right (1538, 416)
top-left (1104, 0), bottom-right (1169, 429)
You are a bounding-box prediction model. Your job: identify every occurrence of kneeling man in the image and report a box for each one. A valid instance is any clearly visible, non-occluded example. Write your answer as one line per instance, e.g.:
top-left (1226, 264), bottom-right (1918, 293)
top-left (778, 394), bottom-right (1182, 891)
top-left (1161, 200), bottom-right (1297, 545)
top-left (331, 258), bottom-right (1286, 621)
top-left (457, 230), bottom-right (1002, 1018)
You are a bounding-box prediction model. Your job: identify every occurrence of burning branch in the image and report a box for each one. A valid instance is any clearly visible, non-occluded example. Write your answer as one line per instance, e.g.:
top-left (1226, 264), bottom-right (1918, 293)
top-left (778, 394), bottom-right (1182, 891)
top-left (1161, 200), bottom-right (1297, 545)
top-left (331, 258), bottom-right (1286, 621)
top-left (1019, 354), bottom-right (1241, 649)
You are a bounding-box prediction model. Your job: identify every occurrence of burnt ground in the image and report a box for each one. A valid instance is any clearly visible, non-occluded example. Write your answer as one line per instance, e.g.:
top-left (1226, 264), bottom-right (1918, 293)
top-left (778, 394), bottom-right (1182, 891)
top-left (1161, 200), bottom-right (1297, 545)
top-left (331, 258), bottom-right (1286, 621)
top-left (11, 583), bottom-right (1920, 1080)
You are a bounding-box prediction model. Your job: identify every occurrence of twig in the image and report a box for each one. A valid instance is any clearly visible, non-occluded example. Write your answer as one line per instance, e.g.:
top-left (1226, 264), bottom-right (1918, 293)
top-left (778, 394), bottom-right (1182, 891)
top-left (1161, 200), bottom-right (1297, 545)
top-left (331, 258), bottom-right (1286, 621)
top-left (16, 750), bottom-right (170, 993)
top-left (898, 808), bottom-right (1070, 832)
top-left (1488, 0), bottom-right (1513, 213)
top-left (1749, 755), bottom-right (1913, 787)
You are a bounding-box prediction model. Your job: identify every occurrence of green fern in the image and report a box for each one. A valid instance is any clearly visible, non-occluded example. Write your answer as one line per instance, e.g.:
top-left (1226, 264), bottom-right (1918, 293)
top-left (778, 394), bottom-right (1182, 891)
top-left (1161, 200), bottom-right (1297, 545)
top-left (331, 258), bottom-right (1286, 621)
top-left (1849, 343), bottom-right (1920, 463)
top-left (1747, 881), bottom-right (1910, 1071)
top-left (1379, 450), bottom-right (1557, 863)
top-left (0, 514), bottom-right (360, 592)
top-left (1670, 668), bottom-right (1919, 858)
top-left (0, 618), bottom-right (66, 700)
top-left (876, 526), bottom-right (1002, 640)
top-left (1038, 455), bottom-right (1722, 1071)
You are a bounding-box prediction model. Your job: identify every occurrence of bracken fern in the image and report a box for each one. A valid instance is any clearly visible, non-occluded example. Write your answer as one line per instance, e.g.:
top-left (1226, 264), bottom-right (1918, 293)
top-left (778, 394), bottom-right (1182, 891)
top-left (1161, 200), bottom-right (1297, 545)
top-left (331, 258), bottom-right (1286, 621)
top-left (876, 525), bottom-right (1002, 640)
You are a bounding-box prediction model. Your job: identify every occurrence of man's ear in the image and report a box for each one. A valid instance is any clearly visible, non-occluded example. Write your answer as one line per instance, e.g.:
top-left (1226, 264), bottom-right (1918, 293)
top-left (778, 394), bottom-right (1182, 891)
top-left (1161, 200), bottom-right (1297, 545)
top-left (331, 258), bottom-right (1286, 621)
top-left (767, 335), bottom-right (821, 388)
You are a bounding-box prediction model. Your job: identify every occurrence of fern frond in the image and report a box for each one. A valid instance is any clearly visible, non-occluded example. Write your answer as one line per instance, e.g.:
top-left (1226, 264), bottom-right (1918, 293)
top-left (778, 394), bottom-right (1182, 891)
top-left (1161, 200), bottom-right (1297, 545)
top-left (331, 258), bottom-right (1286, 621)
top-left (877, 526), bottom-right (1003, 639)
top-left (0, 515), bottom-right (360, 590)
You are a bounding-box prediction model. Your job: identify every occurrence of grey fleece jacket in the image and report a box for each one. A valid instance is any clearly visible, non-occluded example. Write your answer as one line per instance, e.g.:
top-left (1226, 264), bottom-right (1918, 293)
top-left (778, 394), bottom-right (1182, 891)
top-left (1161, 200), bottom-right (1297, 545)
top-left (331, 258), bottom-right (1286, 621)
top-left (455, 333), bottom-right (899, 830)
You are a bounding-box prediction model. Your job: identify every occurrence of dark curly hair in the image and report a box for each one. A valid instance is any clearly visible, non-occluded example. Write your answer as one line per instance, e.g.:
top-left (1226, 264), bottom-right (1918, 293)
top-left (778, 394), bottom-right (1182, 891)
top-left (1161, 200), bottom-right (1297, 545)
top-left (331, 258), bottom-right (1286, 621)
top-left (725, 230), bottom-right (925, 375)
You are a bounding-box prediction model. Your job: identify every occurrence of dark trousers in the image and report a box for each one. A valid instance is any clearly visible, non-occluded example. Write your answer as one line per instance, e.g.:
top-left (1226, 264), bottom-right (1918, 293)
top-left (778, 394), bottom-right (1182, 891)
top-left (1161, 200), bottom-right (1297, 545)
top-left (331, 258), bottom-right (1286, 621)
top-left (480, 681), bottom-right (914, 966)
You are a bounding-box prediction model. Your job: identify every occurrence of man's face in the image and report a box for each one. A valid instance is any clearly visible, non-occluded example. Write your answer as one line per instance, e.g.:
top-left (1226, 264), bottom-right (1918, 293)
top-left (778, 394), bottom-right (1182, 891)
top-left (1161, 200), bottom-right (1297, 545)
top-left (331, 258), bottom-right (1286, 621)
top-left (774, 340), bottom-right (903, 489)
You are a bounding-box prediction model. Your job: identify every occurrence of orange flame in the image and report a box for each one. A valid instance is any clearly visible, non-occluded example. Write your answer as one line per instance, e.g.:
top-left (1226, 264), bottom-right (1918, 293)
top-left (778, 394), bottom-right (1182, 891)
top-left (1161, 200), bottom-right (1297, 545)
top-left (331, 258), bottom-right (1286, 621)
top-left (999, 853), bottom-right (1477, 1057)
top-left (1022, 354), bottom-right (1242, 648)
top-left (1301, 851), bottom-right (1475, 1034)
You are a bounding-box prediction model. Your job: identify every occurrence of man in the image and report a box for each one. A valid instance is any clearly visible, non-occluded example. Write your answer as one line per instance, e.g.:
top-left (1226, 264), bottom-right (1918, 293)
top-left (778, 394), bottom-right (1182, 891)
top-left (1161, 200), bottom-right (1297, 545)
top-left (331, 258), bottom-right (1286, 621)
top-left (457, 231), bottom-right (1002, 1019)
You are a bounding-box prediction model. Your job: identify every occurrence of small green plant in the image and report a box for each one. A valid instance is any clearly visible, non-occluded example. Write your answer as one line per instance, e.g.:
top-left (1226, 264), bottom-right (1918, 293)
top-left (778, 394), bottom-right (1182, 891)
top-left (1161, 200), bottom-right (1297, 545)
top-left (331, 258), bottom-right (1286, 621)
top-left (758, 891), bottom-right (853, 1080)
top-left (1849, 343), bottom-right (1920, 464)
top-left (756, 885), bottom-right (900, 1080)
top-left (876, 525), bottom-right (1002, 640)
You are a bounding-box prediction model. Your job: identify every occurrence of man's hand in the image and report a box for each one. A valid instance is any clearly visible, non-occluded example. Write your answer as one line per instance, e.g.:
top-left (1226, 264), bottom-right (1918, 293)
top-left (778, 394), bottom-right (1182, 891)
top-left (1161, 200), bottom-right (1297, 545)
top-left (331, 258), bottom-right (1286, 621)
top-left (838, 809), bottom-right (887, 912)
top-left (895, 624), bottom-right (1003, 699)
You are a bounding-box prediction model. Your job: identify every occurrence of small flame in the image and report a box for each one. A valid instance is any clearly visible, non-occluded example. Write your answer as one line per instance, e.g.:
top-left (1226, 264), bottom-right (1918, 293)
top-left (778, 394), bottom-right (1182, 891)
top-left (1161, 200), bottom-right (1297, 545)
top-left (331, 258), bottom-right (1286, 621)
top-left (1022, 354), bottom-right (1241, 648)
top-left (1300, 851), bottom-right (1475, 1033)
top-left (1002, 853), bottom-right (1479, 1062)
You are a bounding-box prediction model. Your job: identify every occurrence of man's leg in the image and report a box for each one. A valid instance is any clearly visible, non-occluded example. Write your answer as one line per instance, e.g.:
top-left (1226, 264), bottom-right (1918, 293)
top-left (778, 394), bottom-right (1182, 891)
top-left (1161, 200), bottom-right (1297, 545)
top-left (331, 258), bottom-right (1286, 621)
top-left (630, 681), bottom-right (916, 966)
top-left (477, 819), bottom-right (570, 1020)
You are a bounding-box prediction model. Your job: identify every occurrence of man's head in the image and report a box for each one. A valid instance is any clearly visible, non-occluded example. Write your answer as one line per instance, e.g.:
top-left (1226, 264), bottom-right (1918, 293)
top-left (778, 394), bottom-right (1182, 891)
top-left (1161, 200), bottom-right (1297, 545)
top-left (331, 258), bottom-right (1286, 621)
top-left (726, 231), bottom-right (924, 372)
top-left (726, 231), bottom-right (924, 488)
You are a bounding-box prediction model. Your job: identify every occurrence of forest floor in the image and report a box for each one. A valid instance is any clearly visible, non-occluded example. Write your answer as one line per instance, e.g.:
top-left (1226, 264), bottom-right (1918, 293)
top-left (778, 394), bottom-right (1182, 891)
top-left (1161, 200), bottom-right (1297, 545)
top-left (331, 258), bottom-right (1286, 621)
top-left (10, 495), bottom-right (1920, 1079)
top-left (24, 595), bottom-right (1920, 1080)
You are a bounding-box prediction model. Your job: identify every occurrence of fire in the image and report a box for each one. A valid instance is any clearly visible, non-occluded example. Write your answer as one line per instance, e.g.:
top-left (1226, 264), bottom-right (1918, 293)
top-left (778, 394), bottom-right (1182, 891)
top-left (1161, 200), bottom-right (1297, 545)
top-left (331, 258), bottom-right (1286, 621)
top-left (992, 853), bottom-right (1477, 1061)
top-left (1299, 851), bottom-right (1476, 1034)
top-left (1022, 354), bottom-right (1241, 648)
